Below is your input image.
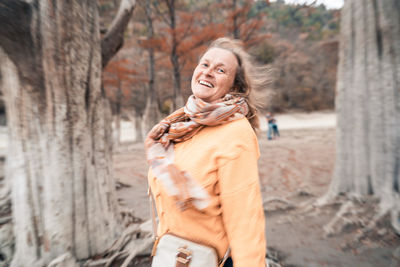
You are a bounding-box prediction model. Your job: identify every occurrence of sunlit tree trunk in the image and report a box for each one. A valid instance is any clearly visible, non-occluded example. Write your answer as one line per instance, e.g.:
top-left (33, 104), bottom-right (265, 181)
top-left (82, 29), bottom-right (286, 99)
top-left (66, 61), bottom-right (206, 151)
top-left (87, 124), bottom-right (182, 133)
top-left (0, 0), bottom-right (135, 265)
top-left (327, 0), bottom-right (400, 232)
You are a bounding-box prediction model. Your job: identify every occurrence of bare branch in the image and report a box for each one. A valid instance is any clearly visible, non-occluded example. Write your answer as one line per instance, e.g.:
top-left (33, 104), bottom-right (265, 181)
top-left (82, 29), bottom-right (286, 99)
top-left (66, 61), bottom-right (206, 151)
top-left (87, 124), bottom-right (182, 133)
top-left (101, 0), bottom-right (136, 69)
top-left (0, 0), bottom-right (31, 52)
top-left (152, 0), bottom-right (171, 26)
top-left (179, 16), bottom-right (194, 41)
top-left (292, 0), bottom-right (317, 14)
top-left (0, 0), bottom-right (45, 87)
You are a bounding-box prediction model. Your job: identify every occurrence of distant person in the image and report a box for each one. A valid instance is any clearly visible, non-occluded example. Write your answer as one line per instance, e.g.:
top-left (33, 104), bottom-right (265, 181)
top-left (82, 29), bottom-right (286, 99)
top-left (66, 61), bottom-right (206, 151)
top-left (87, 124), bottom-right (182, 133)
top-left (272, 117), bottom-right (280, 139)
top-left (266, 112), bottom-right (273, 140)
top-left (266, 112), bottom-right (279, 140)
top-left (146, 38), bottom-right (267, 267)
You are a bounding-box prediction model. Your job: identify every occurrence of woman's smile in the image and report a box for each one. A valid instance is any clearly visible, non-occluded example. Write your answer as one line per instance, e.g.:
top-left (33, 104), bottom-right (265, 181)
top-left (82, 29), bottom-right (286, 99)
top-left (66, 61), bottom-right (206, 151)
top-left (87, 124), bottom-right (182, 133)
top-left (191, 47), bottom-right (238, 103)
top-left (198, 80), bottom-right (214, 88)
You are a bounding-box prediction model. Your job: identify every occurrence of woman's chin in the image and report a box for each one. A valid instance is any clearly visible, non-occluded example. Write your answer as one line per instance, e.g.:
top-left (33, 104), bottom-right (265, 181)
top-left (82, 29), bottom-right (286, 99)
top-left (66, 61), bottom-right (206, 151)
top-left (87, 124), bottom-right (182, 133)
top-left (193, 92), bottom-right (211, 102)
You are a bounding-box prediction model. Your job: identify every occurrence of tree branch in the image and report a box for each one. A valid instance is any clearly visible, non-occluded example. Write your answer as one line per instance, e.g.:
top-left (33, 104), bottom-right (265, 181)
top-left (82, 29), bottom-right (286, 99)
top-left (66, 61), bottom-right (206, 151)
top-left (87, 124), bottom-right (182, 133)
top-left (0, 0), bottom-right (31, 53)
top-left (153, 0), bottom-right (172, 27)
top-left (0, 0), bottom-right (44, 87)
top-left (101, 0), bottom-right (136, 69)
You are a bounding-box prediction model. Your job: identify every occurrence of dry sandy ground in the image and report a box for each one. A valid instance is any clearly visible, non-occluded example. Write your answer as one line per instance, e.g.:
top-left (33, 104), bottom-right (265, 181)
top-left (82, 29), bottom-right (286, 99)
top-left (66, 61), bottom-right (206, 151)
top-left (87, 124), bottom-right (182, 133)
top-left (114, 113), bottom-right (400, 267)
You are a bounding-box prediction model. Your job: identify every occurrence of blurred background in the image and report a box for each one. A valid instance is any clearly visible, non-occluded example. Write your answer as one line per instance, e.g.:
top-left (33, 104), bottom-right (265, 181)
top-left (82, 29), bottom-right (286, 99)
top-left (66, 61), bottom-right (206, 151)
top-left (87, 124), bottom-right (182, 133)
top-left (98, 0), bottom-right (341, 144)
top-left (1, 0), bottom-right (399, 267)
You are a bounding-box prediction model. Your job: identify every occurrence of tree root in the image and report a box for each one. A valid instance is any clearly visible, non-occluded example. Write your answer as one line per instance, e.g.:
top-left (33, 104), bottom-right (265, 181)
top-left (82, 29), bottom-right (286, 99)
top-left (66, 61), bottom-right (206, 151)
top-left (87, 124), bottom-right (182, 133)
top-left (115, 181), bottom-right (131, 190)
top-left (389, 194), bottom-right (400, 235)
top-left (120, 238), bottom-right (153, 267)
top-left (120, 208), bottom-right (143, 228)
top-left (105, 224), bottom-right (140, 256)
top-left (390, 246), bottom-right (400, 267)
top-left (263, 197), bottom-right (296, 212)
top-left (266, 246), bottom-right (286, 267)
top-left (84, 219), bottom-right (153, 267)
top-left (306, 194), bottom-right (400, 252)
top-left (323, 201), bottom-right (362, 237)
top-left (266, 258), bottom-right (282, 267)
top-left (48, 252), bottom-right (79, 267)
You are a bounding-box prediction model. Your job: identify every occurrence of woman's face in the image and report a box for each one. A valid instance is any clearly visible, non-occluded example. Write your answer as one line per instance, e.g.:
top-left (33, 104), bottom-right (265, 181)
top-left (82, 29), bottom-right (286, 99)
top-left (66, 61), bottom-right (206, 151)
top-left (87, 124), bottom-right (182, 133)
top-left (191, 48), bottom-right (238, 103)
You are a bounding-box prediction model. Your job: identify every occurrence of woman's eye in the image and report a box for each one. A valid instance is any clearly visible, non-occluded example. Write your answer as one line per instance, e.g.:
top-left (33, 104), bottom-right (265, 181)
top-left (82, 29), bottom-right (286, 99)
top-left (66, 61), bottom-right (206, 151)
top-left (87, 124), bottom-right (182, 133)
top-left (201, 63), bottom-right (208, 67)
top-left (217, 68), bottom-right (225, 73)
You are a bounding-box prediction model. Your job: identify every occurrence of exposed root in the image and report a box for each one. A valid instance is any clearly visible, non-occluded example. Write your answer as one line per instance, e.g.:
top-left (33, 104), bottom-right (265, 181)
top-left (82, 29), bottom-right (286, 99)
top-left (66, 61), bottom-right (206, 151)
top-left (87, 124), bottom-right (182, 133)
top-left (266, 247), bottom-right (286, 267)
top-left (48, 252), bottom-right (79, 267)
top-left (84, 219), bottom-right (153, 267)
top-left (389, 194), bottom-right (400, 235)
top-left (390, 246), bottom-right (400, 267)
top-left (105, 251), bottom-right (128, 267)
top-left (104, 224), bottom-right (140, 256)
top-left (296, 193), bottom-right (345, 215)
top-left (120, 208), bottom-right (143, 228)
top-left (263, 197), bottom-right (296, 212)
top-left (266, 258), bottom-right (282, 267)
top-left (120, 238), bottom-right (153, 267)
top-left (295, 189), bottom-right (314, 197)
top-left (305, 194), bottom-right (400, 252)
top-left (323, 201), bottom-right (360, 237)
top-left (115, 181), bottom-right (131, 190)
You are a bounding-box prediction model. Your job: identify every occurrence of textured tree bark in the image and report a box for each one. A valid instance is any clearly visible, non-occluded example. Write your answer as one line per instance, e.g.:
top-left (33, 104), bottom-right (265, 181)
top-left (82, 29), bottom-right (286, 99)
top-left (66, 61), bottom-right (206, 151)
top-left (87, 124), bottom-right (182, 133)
top-left (0, 1), bottom-right (130, 265)
top-left (0, 50), bottom-right (13, 267)
top-left (327, 0), bottom-right (400, 232)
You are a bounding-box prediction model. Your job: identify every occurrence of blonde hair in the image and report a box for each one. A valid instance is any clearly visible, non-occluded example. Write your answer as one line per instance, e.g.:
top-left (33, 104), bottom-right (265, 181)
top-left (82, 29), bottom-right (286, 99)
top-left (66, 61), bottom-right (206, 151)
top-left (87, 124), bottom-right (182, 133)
top-left (207, 37), bottom-right (270, 131)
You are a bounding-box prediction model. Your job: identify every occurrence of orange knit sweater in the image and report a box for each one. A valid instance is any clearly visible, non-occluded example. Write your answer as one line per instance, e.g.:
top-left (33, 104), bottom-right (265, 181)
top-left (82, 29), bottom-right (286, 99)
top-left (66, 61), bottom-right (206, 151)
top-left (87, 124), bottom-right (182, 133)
top-left (148, 118), bottom-right (266, 267)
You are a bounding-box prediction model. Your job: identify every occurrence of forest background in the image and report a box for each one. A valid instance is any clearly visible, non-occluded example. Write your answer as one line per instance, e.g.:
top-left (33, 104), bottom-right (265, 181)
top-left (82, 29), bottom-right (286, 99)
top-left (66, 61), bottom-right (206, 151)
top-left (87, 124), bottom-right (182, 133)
top-left (98, 0), bottom-right (340, 143)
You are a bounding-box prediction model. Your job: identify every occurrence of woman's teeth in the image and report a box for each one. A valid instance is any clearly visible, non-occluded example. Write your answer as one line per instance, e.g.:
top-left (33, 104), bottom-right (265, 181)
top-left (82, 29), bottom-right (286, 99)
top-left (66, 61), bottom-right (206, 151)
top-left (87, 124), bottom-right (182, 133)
top-left (199, 80), bottom-right (213, 88)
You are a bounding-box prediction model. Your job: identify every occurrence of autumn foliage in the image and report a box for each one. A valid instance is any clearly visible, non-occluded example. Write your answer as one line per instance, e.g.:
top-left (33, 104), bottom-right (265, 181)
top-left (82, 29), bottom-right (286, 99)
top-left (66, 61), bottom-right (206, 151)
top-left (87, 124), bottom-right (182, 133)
top-left (99, 0), bottom-right (340, 116)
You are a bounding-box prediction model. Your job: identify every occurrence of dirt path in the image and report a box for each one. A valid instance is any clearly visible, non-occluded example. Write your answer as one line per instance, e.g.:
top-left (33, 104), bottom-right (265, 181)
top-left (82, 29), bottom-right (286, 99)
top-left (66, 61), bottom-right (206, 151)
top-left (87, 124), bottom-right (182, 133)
top-left (114, 122), bottom-right (399, 266)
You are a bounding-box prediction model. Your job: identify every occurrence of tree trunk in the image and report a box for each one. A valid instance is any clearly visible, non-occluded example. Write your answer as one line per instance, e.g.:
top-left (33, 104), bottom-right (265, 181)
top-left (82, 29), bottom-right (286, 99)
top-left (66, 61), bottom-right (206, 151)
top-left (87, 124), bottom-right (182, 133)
top-left (166, 0), bottom-right (184, 110)
top-left (113, 115), bottom-right (122, 148)
top-left (0, 77), bottom-right (12, 265)
top-left (0, 1), bottom-right (123, 265)
top-left (135, 111), bottom-right (144, 142)
top-left (232, 0), bottom-right (240, 39)
top-left (142, 0), bottom-right (161, 136)
top-left (124, 109), bottom-right (143, 142)
top-left (113, 81), bottom-right (123, 148)
top-left (327, 0), bottom-right (400, 232)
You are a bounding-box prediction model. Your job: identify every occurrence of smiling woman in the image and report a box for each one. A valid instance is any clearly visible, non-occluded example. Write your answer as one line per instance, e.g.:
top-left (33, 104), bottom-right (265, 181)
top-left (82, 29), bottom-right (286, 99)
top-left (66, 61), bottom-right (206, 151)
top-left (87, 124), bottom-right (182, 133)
top-left (191, 48), bottom-right (238, 103)
top-left (145, 37), bottom-right (270, 267)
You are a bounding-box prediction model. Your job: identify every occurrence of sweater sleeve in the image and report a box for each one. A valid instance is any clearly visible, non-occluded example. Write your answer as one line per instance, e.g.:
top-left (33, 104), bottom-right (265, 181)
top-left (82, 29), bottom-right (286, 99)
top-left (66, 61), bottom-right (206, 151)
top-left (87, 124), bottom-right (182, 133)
top-left (218, 145), bottom-right (267, 267)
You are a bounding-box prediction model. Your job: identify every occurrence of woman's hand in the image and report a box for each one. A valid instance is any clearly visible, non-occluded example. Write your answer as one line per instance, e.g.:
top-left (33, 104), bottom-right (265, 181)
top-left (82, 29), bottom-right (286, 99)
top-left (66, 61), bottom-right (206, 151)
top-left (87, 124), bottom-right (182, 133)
top-left (146, 123), bottom-right (171, 148)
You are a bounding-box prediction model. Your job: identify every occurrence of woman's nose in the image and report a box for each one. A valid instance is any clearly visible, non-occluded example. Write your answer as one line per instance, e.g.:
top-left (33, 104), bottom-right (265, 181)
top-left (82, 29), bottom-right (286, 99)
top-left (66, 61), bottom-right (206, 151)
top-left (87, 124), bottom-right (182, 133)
top-left (202, 67), bottom-right (213, 77)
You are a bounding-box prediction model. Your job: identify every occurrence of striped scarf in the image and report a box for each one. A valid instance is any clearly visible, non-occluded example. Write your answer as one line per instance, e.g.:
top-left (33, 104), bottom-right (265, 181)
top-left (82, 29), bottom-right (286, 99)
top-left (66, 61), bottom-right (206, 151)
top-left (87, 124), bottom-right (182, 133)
top-left (145, 94), bottom-right (249, 210)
